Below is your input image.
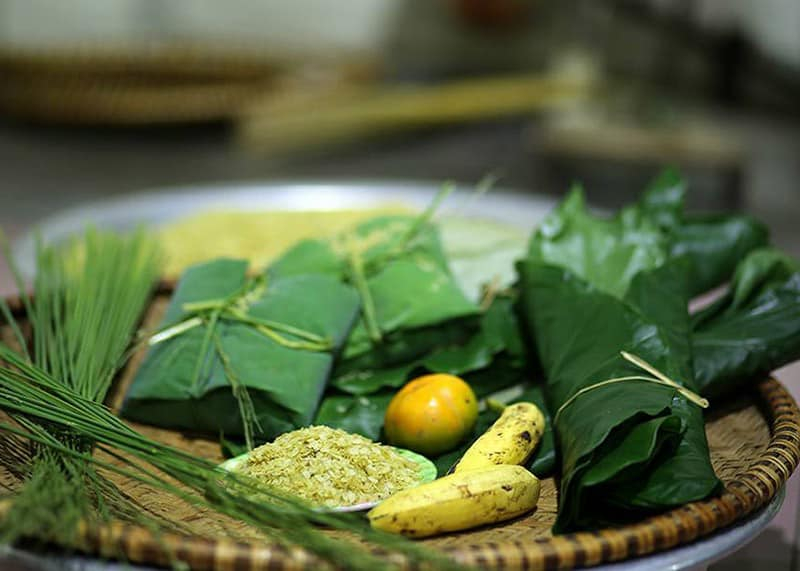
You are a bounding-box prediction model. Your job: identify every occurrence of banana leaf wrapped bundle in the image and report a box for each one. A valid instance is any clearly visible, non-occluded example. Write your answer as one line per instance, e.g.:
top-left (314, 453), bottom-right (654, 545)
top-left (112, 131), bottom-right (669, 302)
top-left (121, 258), bottom-right (360, 444)
top-left (516, 172), bottom-right (778, 532)
top-left (326, 294), bottom-right (522, 397)
top-left (270, 214), bottom-right (481, 380)
top-left (517, 171), bottom-right (800, 532)
top-left (519, 258), bottom-right (722, 532)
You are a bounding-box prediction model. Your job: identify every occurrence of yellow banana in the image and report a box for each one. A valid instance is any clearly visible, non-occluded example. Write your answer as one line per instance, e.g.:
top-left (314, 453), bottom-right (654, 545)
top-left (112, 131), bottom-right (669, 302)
top-left (367, 464), bottom-right (539, 538)
top-left (451, 401), bottom-right (545, 474)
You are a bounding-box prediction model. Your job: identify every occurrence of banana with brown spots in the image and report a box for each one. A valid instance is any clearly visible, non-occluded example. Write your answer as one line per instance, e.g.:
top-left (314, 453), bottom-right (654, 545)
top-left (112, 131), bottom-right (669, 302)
top-left (451, 401), bottom-right (545, 474)
top-left (367, 464), bottom-right (539, 537)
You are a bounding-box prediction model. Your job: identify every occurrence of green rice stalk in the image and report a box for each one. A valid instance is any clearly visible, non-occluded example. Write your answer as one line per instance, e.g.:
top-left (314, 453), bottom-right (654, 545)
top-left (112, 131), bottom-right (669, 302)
top-left (0, 229), bottom-right (32, 360)
top-left (0, 228), bottom-right (168, 558)
top-left (213, 333), bottom-right (261, 450)
top-left (346, 233), bottom-right (383, 343)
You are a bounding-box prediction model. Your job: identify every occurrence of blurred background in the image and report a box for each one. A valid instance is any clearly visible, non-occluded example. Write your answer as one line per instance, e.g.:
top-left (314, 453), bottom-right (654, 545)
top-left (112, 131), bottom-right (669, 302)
top-left (1, 0), bottom-right (798, 236)
top-left (0, 0), bottom-right (799, 568)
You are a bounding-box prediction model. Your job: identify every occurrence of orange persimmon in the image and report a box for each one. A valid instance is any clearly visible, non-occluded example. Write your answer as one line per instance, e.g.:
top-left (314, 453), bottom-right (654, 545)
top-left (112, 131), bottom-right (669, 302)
top-left (384, 373), bottom-right (479, 455)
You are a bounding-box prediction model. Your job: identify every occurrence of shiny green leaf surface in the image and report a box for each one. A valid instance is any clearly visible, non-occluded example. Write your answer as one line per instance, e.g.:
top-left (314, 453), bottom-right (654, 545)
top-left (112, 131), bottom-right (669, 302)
top-left (692, 248), bottom-right (800, 397)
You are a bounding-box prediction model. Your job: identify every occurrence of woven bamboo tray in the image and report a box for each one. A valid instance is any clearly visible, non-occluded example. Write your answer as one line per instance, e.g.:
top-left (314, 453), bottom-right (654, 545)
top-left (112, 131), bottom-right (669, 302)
top-left (0, 44), bottom-right (284, 125)
top-left (0, 45), bottom-right (380, 126)
top-left (3, 286), bottom-right (800, 571)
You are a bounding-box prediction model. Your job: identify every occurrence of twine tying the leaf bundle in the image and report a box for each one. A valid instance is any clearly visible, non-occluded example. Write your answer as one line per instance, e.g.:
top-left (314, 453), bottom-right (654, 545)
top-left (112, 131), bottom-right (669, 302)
top-left (147, 274), bottom-right (332, 449)
top-left (553, 351), bottom-right (709, 427)
top-left (342, 182), bottom-right (456, 343)
top-left (149, 274), bottom-right (332, 352)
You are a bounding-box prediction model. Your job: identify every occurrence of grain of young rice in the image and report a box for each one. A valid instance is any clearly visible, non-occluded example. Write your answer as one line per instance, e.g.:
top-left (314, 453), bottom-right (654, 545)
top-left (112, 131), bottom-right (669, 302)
top-left (244, 426), bottom-right (422, 507)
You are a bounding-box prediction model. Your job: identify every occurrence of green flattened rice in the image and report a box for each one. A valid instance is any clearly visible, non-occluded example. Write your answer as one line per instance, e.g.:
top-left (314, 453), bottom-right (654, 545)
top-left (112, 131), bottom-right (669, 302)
top-left (243, 426), bottom-right (422, 507)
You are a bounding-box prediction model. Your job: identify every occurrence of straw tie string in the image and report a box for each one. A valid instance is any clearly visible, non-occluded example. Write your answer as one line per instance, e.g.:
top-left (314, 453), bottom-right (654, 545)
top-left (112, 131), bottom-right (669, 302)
top-left (147, 274), bottom-right (332, 352)
top-left (553, 351), bottom-right (709, 427)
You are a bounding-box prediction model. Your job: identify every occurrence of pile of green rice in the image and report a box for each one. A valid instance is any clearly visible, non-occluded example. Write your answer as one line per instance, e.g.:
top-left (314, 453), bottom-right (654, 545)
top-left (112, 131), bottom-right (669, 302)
top-left (243, 426), bottom-right (422, 507)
